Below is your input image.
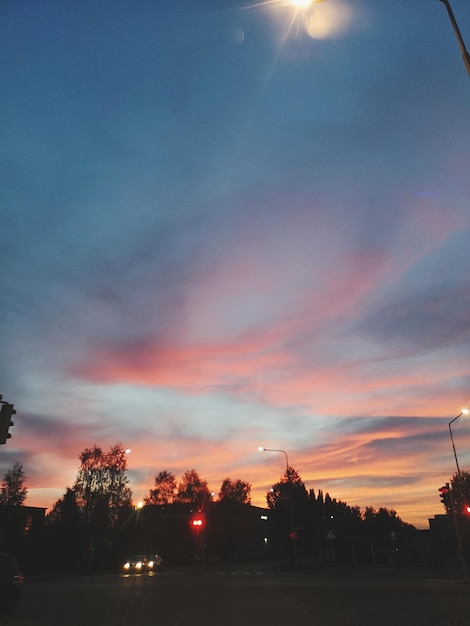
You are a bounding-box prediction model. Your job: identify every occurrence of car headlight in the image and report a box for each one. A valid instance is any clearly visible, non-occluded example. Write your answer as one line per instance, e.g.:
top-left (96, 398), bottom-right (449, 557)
top-left (123, 562), bottom-right (130, 570)
top-left (135, 561), bottom-right (142, 569)
top-left (148, 561), bottom-right (154, 568)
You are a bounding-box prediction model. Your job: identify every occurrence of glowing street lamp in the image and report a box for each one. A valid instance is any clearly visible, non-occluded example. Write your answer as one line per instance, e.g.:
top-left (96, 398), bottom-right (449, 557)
top-left (258, 446), bottom-right (289, 473)
top-left (448, 409), bottom-right (469, 475)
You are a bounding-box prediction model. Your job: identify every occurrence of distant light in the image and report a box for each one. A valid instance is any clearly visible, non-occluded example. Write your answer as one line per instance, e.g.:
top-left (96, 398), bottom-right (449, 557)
top-left (125, 449), bottom-right (131, 454)
top-left (260, 515), bottom-right (268, 520)
top-left (264, 537), bottom-right (268, 544)
top-left (136, 501), bottom-right (143, 509)
top-left (258, 446), bottom-right (265, 451)
top-left (462, 409), bottom-right (469, 415)
top-left (292, 0), bottom-right (311, 6)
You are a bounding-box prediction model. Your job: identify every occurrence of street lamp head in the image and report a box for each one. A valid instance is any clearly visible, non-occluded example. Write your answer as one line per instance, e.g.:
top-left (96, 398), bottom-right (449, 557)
top-left (258, 446), bottom-right (266, 451)
top-left (462, 408), bottom-right (469, 415)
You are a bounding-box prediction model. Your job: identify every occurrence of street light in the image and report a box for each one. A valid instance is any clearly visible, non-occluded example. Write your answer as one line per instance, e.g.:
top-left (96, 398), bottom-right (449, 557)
top-left (258, 446), bottom-right (297, 568)
top-left (438, 0), bottom-right (470, 77)
top-left (258, 446), bottom-right (289, 473)
top-left (446, 409), bottom-right (469, 584)
top-left (448, 409), bottom-right (469, 475)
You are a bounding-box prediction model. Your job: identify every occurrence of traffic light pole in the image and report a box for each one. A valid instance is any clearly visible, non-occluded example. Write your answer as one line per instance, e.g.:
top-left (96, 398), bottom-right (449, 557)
top-left (190, 513), bottom-right (206, 566)
top-left (448, 488), bottom-right (469, 583)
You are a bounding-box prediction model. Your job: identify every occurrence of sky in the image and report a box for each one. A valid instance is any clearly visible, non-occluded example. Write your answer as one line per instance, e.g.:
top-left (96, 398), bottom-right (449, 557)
top-left (1, 0), bottom-right (470, 529)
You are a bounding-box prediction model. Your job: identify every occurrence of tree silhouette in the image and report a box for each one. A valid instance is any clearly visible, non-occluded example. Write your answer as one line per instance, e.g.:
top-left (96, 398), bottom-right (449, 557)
top-left (72, 443), bottom-right (132, 540)
top-left (45, 488), bottom-right (84, 570)
top-left (450, 471), bottom-right (470, 515)
top-left (266, 467), bottom-right (308, 510)
top-left (46, 488), bottom-right (81, 527)
top-left (145, 470), bottom-right (177, 505)
top-left (175, 470), bottom-right (211, 508)
top-left (219, 478), bottom-right (251, 504)
top-left (0, 462), bottom-right (28, 506)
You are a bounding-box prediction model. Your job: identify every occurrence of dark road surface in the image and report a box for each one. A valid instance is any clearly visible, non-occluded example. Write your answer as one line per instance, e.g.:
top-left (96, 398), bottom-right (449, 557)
top-left (2, 567), bottom-right (470, 626)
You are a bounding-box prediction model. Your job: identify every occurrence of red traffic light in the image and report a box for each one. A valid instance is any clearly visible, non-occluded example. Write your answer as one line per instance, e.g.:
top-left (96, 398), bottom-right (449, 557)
top-left (190, 514), bottom-right (205, 529)
top-left (464, 505), bottom-right (470, 514)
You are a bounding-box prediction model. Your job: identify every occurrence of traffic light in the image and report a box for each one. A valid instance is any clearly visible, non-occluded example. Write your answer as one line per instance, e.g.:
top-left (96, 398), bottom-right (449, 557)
top-left (464, 504), bottom-right (470, 515)
top-left (439, 483), bottom-right (450, 510)
top-left (190, 513), bottom-right (205, 530)
top-left (0, 402), bottom-right (15, 444)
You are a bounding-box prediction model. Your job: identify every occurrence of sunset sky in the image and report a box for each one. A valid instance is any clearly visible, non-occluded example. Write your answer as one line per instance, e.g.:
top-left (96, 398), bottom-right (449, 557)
top-left (1, 0), bottom-right (469, 529)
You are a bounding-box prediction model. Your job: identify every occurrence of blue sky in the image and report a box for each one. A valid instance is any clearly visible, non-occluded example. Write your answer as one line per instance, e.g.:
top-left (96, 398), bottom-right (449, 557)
top-left (1, 0), bottom-right (470, 527)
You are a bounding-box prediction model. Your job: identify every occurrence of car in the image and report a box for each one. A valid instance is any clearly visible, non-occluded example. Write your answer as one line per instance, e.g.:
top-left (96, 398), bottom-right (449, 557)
top-left (0, 553), bottom-right (23, 614)
top-left (122, 554), bottom-right (163, 573)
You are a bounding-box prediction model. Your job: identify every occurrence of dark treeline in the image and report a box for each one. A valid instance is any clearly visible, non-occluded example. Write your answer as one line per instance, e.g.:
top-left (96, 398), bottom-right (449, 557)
top-left (36, 445), bottom-right (419, 572)
top-left (6, 446), bottom-right (470, 573)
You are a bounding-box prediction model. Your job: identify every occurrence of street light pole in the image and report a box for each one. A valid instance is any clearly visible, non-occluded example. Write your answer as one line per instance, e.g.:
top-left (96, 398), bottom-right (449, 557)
top-left (438, 0), bottom-right (470, 77)
top-left (448, 409), bottom-right (469, 476)
top-left (259, 447), bottom-right (298, 569)
top-left (446, 409), bottom-right (469, 583)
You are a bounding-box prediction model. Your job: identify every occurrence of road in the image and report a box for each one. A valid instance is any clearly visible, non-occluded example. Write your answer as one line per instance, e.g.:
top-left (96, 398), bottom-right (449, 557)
top-left (2, 566), bottom-right (470, 625)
